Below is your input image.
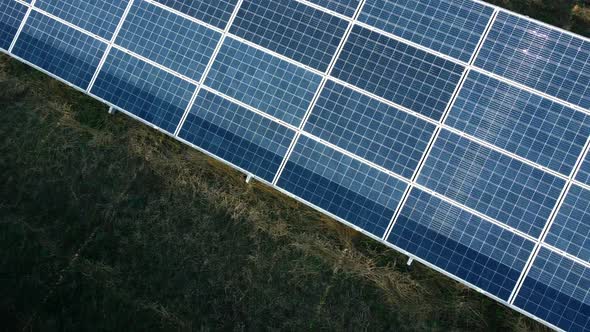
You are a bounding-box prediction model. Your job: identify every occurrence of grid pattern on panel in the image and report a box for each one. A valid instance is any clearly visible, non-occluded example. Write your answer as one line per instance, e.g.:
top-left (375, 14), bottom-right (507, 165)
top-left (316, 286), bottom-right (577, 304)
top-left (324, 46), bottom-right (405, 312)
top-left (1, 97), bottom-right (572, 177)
top-left (34, 0), bottom-right (129, 40)
top-left (388, 188), bottom-right (534, 300)
top-left (359, 0), bottom-right (493, 62)
top-left (545, 185), bottom-right (590, 263)
top-left (475, 11), bottom-right (590, 110)
top-left (90, 48), bottom-right (195, 134)
top-left (153, 0), bottom-right (238, 29)
top-left (447, 71), bottom-right (590, 176)
top-left (306, 0), bottom-right (360, 17)
top-left (304, 80), bottom-right (436, 178)
top-left (333, 25), bottom-right (464, 121)
top-left (576, 155), bottom-right (590, 186)
top-left (116, 0), bottom-right (221, 82)
top-left (12, 11), bottom-right (107, 90)
top-left (514, 248), bottom-right (590, 332)
top-left (230, 0), bottom-right (349, 72)
top-left (277, 136), bottom-right (407, 238)
top-left (418, 130), bottom-right (565, 238)
top-left (0, 0), bottom-right (27, 50)
top-left (178, 90), bottom-right (295, 183)
top-left (206, 38), bottom-right (322, 127)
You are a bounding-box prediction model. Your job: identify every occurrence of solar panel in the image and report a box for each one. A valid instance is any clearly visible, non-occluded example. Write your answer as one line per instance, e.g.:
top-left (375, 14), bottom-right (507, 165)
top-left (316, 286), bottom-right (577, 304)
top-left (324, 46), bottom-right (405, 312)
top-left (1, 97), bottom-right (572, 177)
top-left (3, 0), bottom-right (590, 330)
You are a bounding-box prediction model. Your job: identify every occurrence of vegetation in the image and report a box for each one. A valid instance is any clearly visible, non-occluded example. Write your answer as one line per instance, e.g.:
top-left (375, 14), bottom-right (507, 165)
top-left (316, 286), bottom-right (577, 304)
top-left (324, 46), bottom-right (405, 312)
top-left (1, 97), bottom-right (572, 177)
top-left (1, 1), bottom-right (588, 331)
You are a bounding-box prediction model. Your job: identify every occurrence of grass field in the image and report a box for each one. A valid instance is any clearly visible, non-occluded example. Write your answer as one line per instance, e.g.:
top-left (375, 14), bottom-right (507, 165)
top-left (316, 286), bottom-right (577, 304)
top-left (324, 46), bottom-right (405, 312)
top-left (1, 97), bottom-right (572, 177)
top-left (1, 1), bottom-right (588, 331)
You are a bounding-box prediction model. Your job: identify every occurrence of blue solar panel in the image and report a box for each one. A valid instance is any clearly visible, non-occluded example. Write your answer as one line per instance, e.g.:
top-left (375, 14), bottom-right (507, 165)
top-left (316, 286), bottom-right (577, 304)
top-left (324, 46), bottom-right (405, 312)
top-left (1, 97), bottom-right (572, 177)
top-left (447, 71), bottom-right (590, 176)
top-left (476, 11), bottom-right (590, 110)
top-left (178, 89), bottom-right (295, 183)
top-left (205, 37), bottom-right (322, 127)
top-left (306, 0), bottom-right (360, 17)
top-left (545, 185), bottom-right (590, 263)
top-left (277, 136), bottom-right (407, 238)
top-left (153, 0), bottom-right (239, 30)
top-left (4, 1), bottom-right (590, 329)
top-left (230, 0), bottom-right (349, 72)
top-left (90, 48), bottom-right (195, 134)
top-left (333, 25), bottom-right (465, 121)
top-left (35, 0), bottom-right (129, 40)
top-left (514, 247), bottom-right (590, 331)
top-left (12, 11), bottom-right (107, 90)
top-left (359, 0), bottom-right (493, 62)
top-left (0, 0), bottom-right (27, 50)
top-left (418, 130), bottom-right (565, 238)
top-left (305, 80), bottom-right (436, 178)
top-left (388, 188), bottom-right (534, 300)
top-left (576, 154), bottom-right (590, 187)
top-left (116, 0), bottom-right (221, 82)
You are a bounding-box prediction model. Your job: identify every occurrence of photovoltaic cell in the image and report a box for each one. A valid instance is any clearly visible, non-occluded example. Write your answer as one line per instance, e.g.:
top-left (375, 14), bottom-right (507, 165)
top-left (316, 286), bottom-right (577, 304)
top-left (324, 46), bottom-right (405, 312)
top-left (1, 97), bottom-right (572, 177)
top-left (447, 71), bottom-right (590, 176)
top-left (230, 0), bottom-right (349, 72)
top-left (418, 130), bottom-right (565, 238)
top-left (475, 11), bottom-right (590, 110)
top-left (514, 247), bottom-right (590, 332)
top-left (359, 0), bottom-right (493, 62)
top-left (277, 136), bottom-right (407, 238)
top-left (388, 188), bottom-right (534, 300)
top-left (12, 11), bottom-right (107, 90)
top-left (152, 0), bottom-right (238, 30)
top-left (35, 0), bottom-right (129, 40)
top-left (205, 38), bottom-right (322, 127)
top-left (0, 0), bottom-right (27, 50)
top-left (178, 90), bottom-right (295, 183)
top-left (576, 154), bottom-right (590, 187)
top-left (545, 185), bottom-right (590, 263)
top-left (305, 80), bottom-right (436, 178)
top-left (116, 0), bottom-right (221, 82)
top-left (333, 25), bottom-right (464, 121)
top-left (306, 0), bottom-right (360, 17)
top-left (90, 48), bottom-right (195, 134)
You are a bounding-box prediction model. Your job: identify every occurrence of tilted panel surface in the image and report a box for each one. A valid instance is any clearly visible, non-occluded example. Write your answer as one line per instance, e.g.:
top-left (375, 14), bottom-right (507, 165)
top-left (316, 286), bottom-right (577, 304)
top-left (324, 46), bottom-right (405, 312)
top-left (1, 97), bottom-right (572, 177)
top-left (545, 185), bottom-right (590, 263)
top-left (90, 48), bottom-right (195, 134)
top-left (152, 0), bottom-right (239, 29)
top-left (178, 89), bottom-right (295, 183)
top-left (277, 136), bottom-right (407, 238)
top-left (12, 11), bottom-right (107, 89)
top-left (359, 0), bottom-right (493, 62)
top-left (230, 0), bottom-right (349, 72)
top-left (304, 80), bottom-right (436, 178)
top-left (34, 0), bottom-right (129, 40)
top-left (116, 0), bottom-right (221, 82)
top-left (418, 130), bottom-right (565, 238)
top-left (514, 248), bottom-right (590, 331)
top-left (447, 71), bottom-right (590, 176)
top-left (475, 11), bottom-right (590, 110)
top-left (306, 0), bottom-right (360, 17)
top-left (0, 0), bottom-right (27, 50)
top-left (388, 188), bottom-right (534, 300)
top-left (333, 25), bottom-right (464, 121)
top-left (205, 38), bottom-right (322, 127)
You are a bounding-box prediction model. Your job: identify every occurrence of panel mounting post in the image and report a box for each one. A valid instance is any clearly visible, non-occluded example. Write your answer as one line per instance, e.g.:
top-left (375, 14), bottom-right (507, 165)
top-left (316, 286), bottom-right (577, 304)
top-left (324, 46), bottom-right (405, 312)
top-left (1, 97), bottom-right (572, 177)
top-left (245, 174), bottom-right (253, 183)
top-left (108, 106), bottom-right (117, 115)
top-left (407, 257), bottom-right (414, 266)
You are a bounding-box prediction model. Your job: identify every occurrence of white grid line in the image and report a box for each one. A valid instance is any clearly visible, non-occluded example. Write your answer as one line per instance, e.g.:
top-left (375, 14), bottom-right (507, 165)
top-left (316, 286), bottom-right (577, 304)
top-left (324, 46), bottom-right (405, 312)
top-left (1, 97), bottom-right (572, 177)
top-left (172, 0), bottom-right (245, 137)
top-left (271, 0), bottom-right (367, 186)
top-left (509, 133), bottom-right (590, 303)
top-left (8, 0), bottom-right (37, 53)
top-left (86, 0), bottom-right (135, 92)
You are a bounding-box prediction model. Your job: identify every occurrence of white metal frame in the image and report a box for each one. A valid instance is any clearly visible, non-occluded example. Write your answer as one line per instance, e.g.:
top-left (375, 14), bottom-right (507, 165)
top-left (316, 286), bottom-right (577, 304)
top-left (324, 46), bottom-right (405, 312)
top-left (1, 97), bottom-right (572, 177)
top-left (5, 0), bottom-right (590, 330)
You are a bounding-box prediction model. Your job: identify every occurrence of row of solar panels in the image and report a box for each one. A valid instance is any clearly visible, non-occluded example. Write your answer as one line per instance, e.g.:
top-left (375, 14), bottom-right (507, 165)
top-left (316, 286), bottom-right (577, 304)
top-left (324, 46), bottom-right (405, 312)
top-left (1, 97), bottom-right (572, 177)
top-left (1, 0), bottom-right (589, 330)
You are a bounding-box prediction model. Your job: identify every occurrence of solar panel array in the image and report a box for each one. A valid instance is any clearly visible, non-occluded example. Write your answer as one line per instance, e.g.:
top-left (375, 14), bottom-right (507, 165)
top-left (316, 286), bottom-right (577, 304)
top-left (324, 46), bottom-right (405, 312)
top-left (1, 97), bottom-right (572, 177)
top-left (1, 0), bottom-right (589, 330)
